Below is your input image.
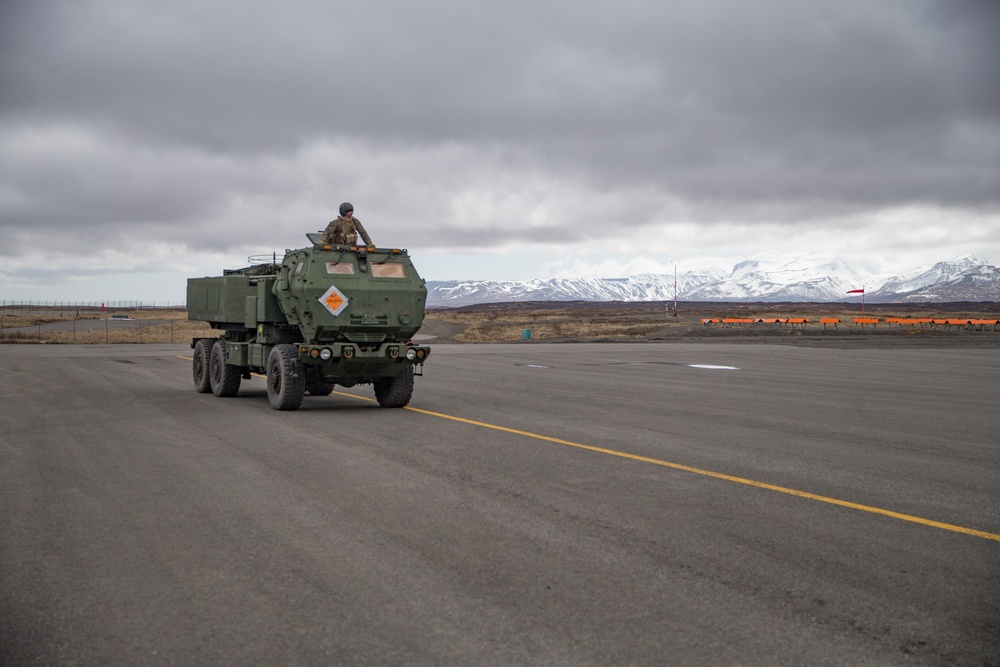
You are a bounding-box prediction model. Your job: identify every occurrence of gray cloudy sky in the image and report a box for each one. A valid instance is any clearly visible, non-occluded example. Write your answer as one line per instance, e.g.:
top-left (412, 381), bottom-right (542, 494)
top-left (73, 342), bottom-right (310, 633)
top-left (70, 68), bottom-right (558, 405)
top-left (1, 0), bottom-right (998, 302)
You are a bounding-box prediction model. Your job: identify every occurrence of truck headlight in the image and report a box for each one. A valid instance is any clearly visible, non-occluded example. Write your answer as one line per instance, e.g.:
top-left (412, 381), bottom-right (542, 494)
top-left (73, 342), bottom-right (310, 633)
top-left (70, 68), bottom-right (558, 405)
top-left (406, 348), bottom-right (417, 360)
top-left (320, 348), bottom-right (332, 360)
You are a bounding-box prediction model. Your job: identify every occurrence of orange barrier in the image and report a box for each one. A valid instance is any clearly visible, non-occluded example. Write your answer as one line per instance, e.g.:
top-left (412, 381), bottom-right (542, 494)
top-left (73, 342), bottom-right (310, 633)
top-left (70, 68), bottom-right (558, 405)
top-left (695, 316), bottom-right (997, 331)
top-left (936, 319), bottom-right (1000, 325)
top-left (928, 319), bottom-right (997, 329)
top-left (945, 319), bottom-right (1000, 330)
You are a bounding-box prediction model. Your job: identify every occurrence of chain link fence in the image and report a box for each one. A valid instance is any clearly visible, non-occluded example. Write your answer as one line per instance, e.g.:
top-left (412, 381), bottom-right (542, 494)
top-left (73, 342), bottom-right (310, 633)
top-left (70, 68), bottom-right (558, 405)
top-left (0, 302), bottom-right (213, 344)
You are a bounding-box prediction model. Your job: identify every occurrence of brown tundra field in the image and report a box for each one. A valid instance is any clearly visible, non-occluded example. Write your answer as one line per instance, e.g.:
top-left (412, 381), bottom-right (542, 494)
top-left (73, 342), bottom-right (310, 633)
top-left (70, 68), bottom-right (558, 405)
top-left (421, 300), bottom-right (1000, 348)
top-left (2, 301), bottom-right (999, 348)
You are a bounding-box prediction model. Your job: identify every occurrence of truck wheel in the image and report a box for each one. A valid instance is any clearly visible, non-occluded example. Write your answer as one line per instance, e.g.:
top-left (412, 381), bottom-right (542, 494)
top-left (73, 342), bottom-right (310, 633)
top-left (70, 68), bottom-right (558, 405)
top-left (192, 339), bottom-right (213, 393)
top-left (306, 381), bottom-right (335, 396)
top-left (267, 344), bottom-right (304, 411)
top-left (374, 366), bottom-right (414, 408)
top-left (210, 340), bottom-right (242, 397)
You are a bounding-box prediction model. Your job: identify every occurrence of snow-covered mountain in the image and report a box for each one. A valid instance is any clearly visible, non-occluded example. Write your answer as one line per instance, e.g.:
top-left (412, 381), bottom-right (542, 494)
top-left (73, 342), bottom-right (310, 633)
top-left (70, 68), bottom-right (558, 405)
top-left (684, 257), bottom-right (871, 302)
top-left (426, 256), bottom-right (1000, 306)
top-left (870, 258), bottom-right (1000, 302)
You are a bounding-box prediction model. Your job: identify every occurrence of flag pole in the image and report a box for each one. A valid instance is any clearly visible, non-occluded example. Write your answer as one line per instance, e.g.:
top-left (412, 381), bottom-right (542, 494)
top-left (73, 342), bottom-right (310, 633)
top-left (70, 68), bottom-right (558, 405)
top-left (847, 287), bottom-right (865, 315)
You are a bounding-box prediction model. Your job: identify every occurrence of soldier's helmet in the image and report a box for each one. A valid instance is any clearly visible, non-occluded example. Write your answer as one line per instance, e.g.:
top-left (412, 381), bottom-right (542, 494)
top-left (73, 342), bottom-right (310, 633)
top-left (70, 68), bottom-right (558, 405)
top-left (340, 202), bottom-right (354, 215)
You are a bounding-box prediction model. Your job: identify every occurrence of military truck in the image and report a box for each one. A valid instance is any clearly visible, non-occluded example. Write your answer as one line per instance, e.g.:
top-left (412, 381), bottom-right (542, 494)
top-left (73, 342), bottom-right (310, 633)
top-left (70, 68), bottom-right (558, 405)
top-left (187, 234), bottom-right (430, 410)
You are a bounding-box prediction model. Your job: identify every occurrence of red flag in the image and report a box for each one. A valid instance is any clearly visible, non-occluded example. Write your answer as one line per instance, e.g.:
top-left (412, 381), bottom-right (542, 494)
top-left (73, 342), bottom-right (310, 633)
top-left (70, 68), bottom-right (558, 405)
top-left (847, 289), bottom-right (865, 294)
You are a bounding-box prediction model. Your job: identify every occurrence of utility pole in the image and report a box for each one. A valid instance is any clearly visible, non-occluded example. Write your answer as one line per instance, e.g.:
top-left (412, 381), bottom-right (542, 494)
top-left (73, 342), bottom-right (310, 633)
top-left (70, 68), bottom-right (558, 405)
top-left (672, 262), bottom-right (678, 316)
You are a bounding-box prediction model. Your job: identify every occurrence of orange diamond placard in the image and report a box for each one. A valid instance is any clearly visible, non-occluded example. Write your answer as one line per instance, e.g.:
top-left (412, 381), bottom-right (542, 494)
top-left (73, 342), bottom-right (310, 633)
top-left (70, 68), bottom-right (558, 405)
top-left (318, 285), bottom-right (349, 316)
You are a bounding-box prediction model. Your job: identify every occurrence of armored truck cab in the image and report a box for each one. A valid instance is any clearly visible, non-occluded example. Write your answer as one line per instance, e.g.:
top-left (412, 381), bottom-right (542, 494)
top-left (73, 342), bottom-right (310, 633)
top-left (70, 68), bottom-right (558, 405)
top-left (187, 235), bottom-right (431, 410)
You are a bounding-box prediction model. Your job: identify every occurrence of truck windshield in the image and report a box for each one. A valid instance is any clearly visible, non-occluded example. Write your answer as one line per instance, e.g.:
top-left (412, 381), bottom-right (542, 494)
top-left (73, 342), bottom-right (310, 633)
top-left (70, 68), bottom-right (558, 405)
top-left (326, 263), bottom-right (355, 275)
top-left (372, 264), bottom-right (406, 278)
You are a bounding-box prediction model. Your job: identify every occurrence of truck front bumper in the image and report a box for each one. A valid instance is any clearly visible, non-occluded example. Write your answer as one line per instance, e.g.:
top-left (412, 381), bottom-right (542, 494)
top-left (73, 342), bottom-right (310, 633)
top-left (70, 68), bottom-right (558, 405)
top-left (296, 342), bottom-right (430, 366)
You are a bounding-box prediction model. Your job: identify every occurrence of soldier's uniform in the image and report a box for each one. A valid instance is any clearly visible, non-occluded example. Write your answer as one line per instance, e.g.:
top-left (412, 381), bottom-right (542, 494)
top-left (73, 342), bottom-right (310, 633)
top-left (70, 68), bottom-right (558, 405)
top-left (321, 215), bottom-right (373, 246)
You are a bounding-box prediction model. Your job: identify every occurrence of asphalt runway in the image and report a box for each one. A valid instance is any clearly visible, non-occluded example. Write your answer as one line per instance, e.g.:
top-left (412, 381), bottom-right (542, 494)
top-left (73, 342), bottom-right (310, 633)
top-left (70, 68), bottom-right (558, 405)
top-left (1, 342), bottom-right (998, 666)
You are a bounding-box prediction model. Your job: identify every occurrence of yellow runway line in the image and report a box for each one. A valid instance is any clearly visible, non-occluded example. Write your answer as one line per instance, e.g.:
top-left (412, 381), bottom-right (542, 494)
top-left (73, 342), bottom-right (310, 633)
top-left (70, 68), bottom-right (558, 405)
top-left (177, 357), bottom-right (999, 542)
top-left (392, 402), bottom-right (999, 542)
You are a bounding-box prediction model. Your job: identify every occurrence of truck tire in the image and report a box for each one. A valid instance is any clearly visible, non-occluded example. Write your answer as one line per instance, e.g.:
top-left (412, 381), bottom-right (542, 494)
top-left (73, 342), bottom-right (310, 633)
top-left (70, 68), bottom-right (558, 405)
top-left (374, 366), bottom-right (414, 408)
top-left (267, 344), bottom-right (304, 411)
top-left (210, 340), bottom-right (242, 397)
top-left (306, 381), bottom-right (335, 396)
top-left (192, 339), bottom-right (213, 393)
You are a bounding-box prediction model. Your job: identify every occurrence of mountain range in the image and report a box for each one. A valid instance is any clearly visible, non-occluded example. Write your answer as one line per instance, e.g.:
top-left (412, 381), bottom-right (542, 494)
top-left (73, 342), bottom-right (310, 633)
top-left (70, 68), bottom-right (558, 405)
top-left (426, 256), bottom-right (1000, 307)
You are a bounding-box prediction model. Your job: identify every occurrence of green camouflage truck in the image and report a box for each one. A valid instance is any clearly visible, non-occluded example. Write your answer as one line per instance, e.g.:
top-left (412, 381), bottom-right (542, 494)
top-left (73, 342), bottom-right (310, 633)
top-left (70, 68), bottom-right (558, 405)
top-left (187, 234), bottom-right (430, 410)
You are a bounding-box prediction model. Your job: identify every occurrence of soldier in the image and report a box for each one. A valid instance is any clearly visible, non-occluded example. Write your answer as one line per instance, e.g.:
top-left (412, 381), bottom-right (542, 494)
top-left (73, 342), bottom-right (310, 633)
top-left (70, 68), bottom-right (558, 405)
top-left (321, 202), bottom-right (373, 246)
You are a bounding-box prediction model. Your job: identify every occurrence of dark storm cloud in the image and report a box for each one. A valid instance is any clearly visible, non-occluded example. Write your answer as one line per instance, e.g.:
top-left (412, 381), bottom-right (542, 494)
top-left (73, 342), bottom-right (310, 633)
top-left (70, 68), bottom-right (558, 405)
top-left (1, 0), bottom-right (998, 266)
